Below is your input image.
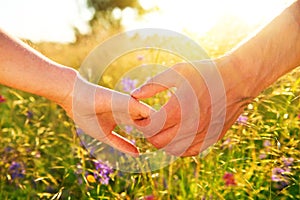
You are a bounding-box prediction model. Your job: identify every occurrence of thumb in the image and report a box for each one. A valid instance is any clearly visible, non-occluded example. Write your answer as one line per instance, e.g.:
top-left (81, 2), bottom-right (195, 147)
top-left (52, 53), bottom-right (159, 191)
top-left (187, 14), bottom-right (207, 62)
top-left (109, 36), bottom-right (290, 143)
top-left (131, 67), bottom-right (181, 99)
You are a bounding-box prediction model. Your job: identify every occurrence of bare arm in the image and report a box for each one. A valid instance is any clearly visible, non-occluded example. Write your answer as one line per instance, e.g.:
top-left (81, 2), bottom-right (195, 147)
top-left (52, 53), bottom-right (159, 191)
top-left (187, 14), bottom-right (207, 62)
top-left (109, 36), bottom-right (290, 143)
top-left (223, 0), bottom-right (300, 99)
top-left (0, 29), bottom-right (151, 156)
top-left (0, 29), bottom-right (76, 105)
top-left (132, 0), bottom-right (300, 156)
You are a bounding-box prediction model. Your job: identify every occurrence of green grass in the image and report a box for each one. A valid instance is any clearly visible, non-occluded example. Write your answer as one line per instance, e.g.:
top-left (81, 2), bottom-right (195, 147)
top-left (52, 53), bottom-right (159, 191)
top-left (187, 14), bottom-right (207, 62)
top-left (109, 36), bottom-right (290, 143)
top-left (0, 35), bottom-right (299, 200)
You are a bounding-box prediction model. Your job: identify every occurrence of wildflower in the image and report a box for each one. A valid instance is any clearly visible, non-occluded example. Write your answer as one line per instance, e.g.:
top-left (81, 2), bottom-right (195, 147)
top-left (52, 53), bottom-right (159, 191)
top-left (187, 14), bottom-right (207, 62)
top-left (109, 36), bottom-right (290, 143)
top-left (121, 77), bottom-right (138, 93)
top-left (86, 174), bottom-right (96, 183)
top-left (78, 177), bottom-right (83, 185)
top-left (33, 151), bottom-right (41, 158)
top-left (237, 115), bottom-right (248, 125)
top-left (93, 160), bottom-right (113, 185)
top-left (223, 172), bottom-right (237, 186)
top-left (4, 146), bottom-right (13, 153)
top-left (8, 161), bottom-right (25, 179)
top-left (263, 140), bottom-right (271, 148)
top-left (259, 140), bottom-right (271, 158)
top-left (74, 163), bottom-right (84, 185)
top-left (259, 153), bottom-right (267, 159)
top-left (271, 167), bottom-right (290, 189)
top-left (271, 167), bottom-right (285, 182)
top-left (124, 125), bottom-right (133, 133)
top-left (0, 95), bottom-right (6, 103)
top-left (282, 157), bottom-right (294, 167)
top-left (142, 195), bottom-right (155, 200)
top-left (26, 110), bottom-right (33, 119)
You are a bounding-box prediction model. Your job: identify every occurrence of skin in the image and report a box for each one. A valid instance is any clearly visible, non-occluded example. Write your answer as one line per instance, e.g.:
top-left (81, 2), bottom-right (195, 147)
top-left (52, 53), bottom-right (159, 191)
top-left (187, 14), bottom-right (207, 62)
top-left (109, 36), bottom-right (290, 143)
top-left (132, 0), bottom-right (300, 157)
top-left (0, 29), bottom-right (152, 157)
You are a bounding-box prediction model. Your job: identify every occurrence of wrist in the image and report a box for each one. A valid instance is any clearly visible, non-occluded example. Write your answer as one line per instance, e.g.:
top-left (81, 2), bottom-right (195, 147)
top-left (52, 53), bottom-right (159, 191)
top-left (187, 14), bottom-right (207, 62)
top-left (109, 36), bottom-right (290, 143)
top-left (216, 55), bottom-right (259, 103)
top-left (49, 65), bottom-right (78, 109)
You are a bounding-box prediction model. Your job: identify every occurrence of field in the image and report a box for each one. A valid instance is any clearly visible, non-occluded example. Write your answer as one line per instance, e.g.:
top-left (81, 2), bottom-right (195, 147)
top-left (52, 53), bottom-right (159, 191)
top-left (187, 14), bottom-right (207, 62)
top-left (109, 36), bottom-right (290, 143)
top-left (0, 22), bottom-right (299, 199)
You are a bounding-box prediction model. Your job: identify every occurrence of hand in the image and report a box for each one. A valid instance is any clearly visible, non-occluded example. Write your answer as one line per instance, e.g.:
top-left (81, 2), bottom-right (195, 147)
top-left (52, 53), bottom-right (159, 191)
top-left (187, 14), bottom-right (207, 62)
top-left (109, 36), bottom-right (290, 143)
top-left (59, 74), bottom-right (152, 157)
top-left (132, 58), bottom-right (252, 157)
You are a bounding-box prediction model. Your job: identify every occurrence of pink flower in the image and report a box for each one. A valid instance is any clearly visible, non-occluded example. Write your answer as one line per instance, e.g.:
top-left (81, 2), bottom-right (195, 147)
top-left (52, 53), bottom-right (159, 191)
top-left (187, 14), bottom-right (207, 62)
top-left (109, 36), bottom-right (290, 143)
top-left (259, 153), bottom-right (267, 159)
top-left (263, 140), bottom-right (271, 147)
top-left (282, 157), bottom-right (294, 167)
top-left (142, 195), bottom-right (155, 200)
top-left (0, 95), bottom-right (6, 103)
top-left (237, 115), bottom-right (248, 125)
top-left (223, 172), bottom-right (237, 186)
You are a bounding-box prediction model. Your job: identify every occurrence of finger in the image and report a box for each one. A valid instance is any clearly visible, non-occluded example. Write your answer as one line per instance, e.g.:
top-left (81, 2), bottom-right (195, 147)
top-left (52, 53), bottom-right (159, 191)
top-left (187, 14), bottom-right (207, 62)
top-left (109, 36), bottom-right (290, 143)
top-left (109, 92), bottom-right (154, 125)
top-left (146, 124), bottom-right (179, 149)
top-left (131, 67), bottom-right (182, 99)
top-left (104, 131), bottom-right (140, 157)
top-left (128, 97), bottom-right (155, 120)
top-left (96, 117), bottom-right (140, 157)
top-left (136, 94), bottom-right (180, 137)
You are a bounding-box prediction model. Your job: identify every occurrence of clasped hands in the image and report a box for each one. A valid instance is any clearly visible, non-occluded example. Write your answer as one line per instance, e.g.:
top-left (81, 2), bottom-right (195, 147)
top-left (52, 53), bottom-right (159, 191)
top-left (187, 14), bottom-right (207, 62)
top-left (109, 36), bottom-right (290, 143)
top-left (64, 57), bottom-right (249, 157)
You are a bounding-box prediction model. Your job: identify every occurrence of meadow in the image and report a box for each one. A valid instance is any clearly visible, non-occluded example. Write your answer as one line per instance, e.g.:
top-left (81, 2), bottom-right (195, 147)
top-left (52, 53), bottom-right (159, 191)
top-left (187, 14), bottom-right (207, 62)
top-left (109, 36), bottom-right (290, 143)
top-left (0, 20), bottom-right (299, 199)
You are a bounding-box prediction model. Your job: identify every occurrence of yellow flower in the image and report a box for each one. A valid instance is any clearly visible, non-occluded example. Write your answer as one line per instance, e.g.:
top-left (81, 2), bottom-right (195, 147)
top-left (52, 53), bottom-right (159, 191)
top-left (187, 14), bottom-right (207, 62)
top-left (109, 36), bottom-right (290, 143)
top-left (86, 174), bottom-right (96, 183)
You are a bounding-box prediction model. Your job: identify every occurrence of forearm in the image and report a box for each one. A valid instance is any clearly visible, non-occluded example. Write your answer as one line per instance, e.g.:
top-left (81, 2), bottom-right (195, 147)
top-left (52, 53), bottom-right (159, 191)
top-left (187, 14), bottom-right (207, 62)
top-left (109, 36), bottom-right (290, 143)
top-left (0, 29), bottom-right (77, 105)
top-left (226, 0), bottom-right (300, 97)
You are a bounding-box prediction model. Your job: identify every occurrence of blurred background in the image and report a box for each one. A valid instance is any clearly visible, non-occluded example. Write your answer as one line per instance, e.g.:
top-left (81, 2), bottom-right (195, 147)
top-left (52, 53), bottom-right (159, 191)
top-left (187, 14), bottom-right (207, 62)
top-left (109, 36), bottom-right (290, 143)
top-left (0, 0), bottom-right (299, 199)
top-left (0, 0), bottom-right (294, 66)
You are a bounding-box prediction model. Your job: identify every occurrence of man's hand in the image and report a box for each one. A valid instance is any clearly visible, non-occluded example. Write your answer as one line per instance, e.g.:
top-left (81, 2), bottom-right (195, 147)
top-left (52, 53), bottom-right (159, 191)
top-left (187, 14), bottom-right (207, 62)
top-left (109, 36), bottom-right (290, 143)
top-left (132, 58), bottom-right (252, 157)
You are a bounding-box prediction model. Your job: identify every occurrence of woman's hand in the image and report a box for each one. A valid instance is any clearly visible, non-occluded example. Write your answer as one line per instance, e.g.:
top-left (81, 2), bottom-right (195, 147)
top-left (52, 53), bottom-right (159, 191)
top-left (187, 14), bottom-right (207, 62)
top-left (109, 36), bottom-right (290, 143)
top-left (58, 74), bottom-right (152, 157)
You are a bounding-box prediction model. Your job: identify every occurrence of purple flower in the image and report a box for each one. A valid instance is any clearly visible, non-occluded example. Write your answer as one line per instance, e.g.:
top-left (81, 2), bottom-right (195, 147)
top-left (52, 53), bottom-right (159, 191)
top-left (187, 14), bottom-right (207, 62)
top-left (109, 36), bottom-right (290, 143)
top-left (271, 167), bottom-right (290, 189)
top-left (282, 157), bottom-right (294, 167)
top-left (223, 172), bottom-right (237, 186)
top-left (8, 161), bottom-right (26, 179)
top-left (237, 115), bottom-right (248, 125)
top-left (26, 110), bottom-right (34, 119)
top-left (259, 153), bottom-right (267, 160)
top-left (0, 95), bottom-right (6, 103)
top-left (263, 140), bottom-right (271, 147)
top-left (74, 163), bottom-right (84, 185)
top-left (121, 77), bottom-right (138, 93)
top-left (262, 140), bottom-right (271, 153)
top-left (271, 167), bottom-right (285, 182)
top-left (4, 146), bottom-right (13, 153)
top-left (124, 125), bottom-right (133, 133)
top-left (93, 160), bottom-right (113, 185)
